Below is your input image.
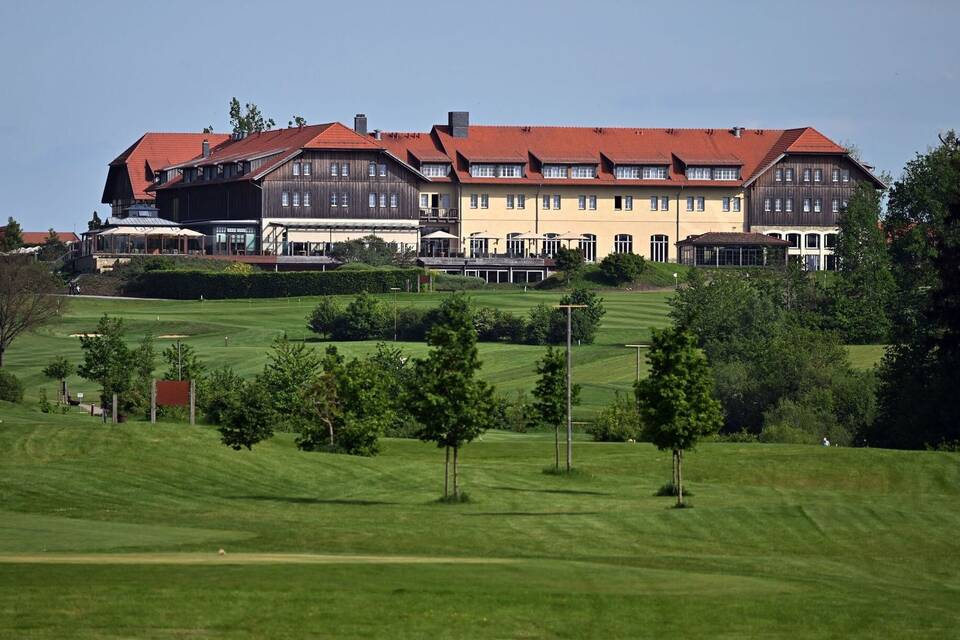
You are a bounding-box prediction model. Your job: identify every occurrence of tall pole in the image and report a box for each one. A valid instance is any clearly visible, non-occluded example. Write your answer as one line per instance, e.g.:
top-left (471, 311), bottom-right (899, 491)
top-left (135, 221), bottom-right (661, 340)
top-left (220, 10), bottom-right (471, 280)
top-left (390, 287), bottom-right (401, 341)
top-left (177, 340), bottom-right (183, 381)
top-left (625, 344), bottom-right (646, 382)
top-left (555, 304), bottom-right (586, 472)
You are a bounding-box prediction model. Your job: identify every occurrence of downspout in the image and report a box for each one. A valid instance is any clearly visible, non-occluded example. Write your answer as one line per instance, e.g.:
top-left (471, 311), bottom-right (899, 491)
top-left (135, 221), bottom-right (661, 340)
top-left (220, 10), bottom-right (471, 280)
top-left (535, 182), bottom-right (541, 234)
top-left (675, 185), bottom-right (683, 263)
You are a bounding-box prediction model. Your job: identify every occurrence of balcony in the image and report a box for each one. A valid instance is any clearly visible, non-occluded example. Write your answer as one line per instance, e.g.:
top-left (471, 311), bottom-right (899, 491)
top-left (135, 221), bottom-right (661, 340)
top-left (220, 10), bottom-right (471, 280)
top-left (419, 207), bottom-right (459, 223)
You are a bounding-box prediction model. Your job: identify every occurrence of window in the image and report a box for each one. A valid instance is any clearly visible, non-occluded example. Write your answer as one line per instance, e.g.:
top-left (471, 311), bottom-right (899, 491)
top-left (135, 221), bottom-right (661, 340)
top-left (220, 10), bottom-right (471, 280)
top-left (614, 234), bottom-right (633, 254)
top-left (342, 163), bottom-right (349, 177)
top-left (803, 168), bottom-right (811, 182)
top-left (282, 191), bottom-right (290, 207)
top-left (506, 232), bottom-right (524, 256)
top-left (292, 192), bottom-right (300, 207)
top-left (814, 198), bottom-right (822, 213)
top-left (543, 164), bottom-right (566, 178)
top-left (302, 162), bottom-right (311, 176)
top-left (579, 195), bottom-right (587, 210)
top-left (686, 167), bottom-right (712, 180)
top-left (517, 194), bottom-right (526, 209)
top-left (650, 234), bottom-right (669, 263)
top-left (470, 194), bottom-right (478, 209)
top-left (421, 194), bottom-right (430, 208)
top-left (732, 197), bottom-right (740, 212)
top-left (369, 193), bottom-right (376, 208)
top-left (832, 199), bottom-right (839, 213)
top-left (614, 195), bottom-right (623, 211)
top-left (543, 233), bottom-right (560, 258)
top-left (661, 196), bottom-right (670, 211)
top-left (368, 162), bottom-right (376, 177)
top-left (421, 163), bottom-right (450, 177)
top-left (470, 164), bottom-right (496, 177)
top-left (506, 194), bottom-right (515, 209)
top-left (825, 233), bottom-right (837, 248)
top-left (722, 197), bottom-right (731, 212)
top-left (292, 162), bottom-right (300, 176)
top-left (553, 195), bottom-right (561, 209)
top-left (803, 198), bottom-right (812, 213)
top-left (832, 168), bottom-right (840, 182)
top-left (785, 168), bottom-right (794, 182)
top-left (499, 164), bottom-right (523, 178)
top-left (688, 196), bottom-right (695, 212)
top-left (764, 198), bottom-right (771, 212)
top-left (571, 165), bottom-right (596, 178)
top-left (625, 196), bottom-right (633, 211)
top-left (787, 233), bottom-right (801, 248)
top-left (696, 197), bottom-right (704, 211)
top-left (713, 167), bottom-right (739, 180)
top-left (303, 192), bottom-right (310, 207)
top-left (588, 195), bottom-right (597, 210)
top-left (480, 194), bottom-right (489, 209)
top-left (379, 163), bottom-right (387, 177)
top-left (390, 193), bottom-right (398, 208)
top-left (379, 193), bottom-right (387, 208)
top-left (775, 168), bottom-right (783, 182)
top-left (775, 198), bottom-right (782, 212)
top-left (542, 194), bottom-right (551, 210)
top-left (330, 192), bottom-right (337, 207)
top-left (814, 168), bottom-right (822, 182)
top-left (650, 196), bottom-right (658, 211)
top-left (841, 169), bottom-right (850, 183)
top-left (768, 233), bottom-right (782, 239)
top-left (579, 233), bottom-right (597, 262)
top-left (785, 198), bottom-right (793, 213)
top-left (330, 162), bottom-right (339, 177)
top-left (342, 193), bottom-right (349, 207)
top-left (642, 166), bottom-right (668, 179)
top-left (470, 235), bottom-right (489, 257)
top-left (614, 166), bottom-right (640, 179)
top-left (806, 233), bottom-right (820, 249)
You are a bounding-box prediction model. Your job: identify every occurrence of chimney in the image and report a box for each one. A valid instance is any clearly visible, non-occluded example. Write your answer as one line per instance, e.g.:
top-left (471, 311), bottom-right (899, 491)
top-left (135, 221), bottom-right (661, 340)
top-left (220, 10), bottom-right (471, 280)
top-left (202, 139), bottom-right (210, 157)
top-left (448, 111), bottom-right (469, 138)
top-left (354, 113), bottom-right (368, 135)
top-left (731, 126), bottom-right (743, 138)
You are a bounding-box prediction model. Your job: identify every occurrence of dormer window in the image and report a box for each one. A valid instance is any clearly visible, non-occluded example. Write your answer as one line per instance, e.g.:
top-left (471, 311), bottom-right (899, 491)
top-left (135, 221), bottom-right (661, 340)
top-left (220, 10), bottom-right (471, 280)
top-left (470, 164), bottom-right (496, 178)
top-left (713, 167), bottom-right (740, 180)
top-left (421, 163), bottom-right (450, 177)
top-left (571, 165), bottom-right (596, 179)
top-left (686, 167), bottom-right (712, 180)
top-left (543, 164), bottom-right (567, 178)
top-left (642, 166), bottom-right (668, 180)
top-left (498, 164), bottom-right (523, 178)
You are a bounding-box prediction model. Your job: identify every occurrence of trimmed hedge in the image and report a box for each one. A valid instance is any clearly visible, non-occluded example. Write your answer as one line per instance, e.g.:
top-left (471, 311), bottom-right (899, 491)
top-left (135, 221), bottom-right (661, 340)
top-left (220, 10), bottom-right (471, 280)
top-left (129, 268), bottom-right (423, 299)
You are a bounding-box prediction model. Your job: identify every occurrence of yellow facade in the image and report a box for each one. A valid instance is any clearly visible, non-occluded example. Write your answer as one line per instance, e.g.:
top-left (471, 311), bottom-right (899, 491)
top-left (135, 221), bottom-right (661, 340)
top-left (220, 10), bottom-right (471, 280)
top-left (421, 183), bottom-right (747, 262)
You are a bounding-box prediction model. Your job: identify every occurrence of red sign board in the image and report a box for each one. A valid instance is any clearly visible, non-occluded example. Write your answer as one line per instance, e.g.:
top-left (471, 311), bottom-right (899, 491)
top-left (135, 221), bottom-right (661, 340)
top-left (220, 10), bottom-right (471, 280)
top-left (156, 380), bottom-right (191, 407)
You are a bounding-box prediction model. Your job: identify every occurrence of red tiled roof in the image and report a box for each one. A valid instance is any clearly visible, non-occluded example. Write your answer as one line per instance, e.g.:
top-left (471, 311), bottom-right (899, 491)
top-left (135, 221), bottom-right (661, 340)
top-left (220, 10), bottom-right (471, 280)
top-left (21, 231), bottom-right (80, 245)
top-left (379, 125), bottom-right (854, 186)
top-left (303, 122), bottom-right (384, 150)
top-left (105, 132), bottom-right (230, 201)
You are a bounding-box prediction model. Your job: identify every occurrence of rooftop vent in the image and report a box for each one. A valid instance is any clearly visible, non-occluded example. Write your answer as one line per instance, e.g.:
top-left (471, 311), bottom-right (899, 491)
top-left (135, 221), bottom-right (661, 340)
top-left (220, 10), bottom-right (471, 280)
top-left (202, 139), bottom-right (210, 158)
top-left (373, 129), bottom-right (382, 140)
top-left (731, 126), bottom-right (744, 138)
top-left (354, 113), bottom-right (367, 135)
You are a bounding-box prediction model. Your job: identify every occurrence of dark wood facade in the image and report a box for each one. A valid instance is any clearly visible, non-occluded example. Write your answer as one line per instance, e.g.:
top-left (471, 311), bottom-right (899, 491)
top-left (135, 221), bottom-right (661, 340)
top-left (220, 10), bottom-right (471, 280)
top-left (747, 154), bottom-right (875, 228)
top-left (155, 181), bottom-right (262, 224)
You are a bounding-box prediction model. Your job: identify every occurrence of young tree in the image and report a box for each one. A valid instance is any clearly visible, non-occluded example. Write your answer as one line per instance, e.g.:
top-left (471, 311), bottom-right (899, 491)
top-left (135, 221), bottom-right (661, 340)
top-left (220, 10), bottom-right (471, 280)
top-left (39, 229), bottom-right (68, 262)
top-left (599, 253), bottom-right (646, 285)
top-left (556, 288), bottom-right (605, 344)
top-left (409, 294), bottom-right (494, 499)
top-left (162, 341), bottom-right (205, 381)
top-left (77, 315), bottom-right (134, 413)
top-left (42, 356), bottom-right (74, 403)
top-left (0, 260), bottom-right (61, 367)
top-left (288, 115), bottom-right (307, 127)
top-left (228, 97), bottom-right (275, 135)
top-left (218, 381), bottom-right (275, 451)
top-left (0, 217), bottom-right (23, 251)
top-left (306, 297), bottom-right (342, 338)
top-left (832, 183), bottom-right (895, 343)
top-left (87, 211), bottom-right (103, 231)
top-left (553, 247), bottom-right (584, 285)
top-left (258, 336), bottom-right (321, 428)
top-left (636, 327), bottom-right (723, 506)
top-left (533, 346), bottom-right (580, 470)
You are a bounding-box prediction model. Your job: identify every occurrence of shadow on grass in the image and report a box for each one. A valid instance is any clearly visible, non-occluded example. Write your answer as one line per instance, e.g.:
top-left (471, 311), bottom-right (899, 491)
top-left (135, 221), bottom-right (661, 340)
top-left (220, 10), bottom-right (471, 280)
top-left (462, 511), bottom-right (603, 517)
top-left (487, 485), bottom-right (610, 497)
top-left (225, 495), bottom-right (396, 506)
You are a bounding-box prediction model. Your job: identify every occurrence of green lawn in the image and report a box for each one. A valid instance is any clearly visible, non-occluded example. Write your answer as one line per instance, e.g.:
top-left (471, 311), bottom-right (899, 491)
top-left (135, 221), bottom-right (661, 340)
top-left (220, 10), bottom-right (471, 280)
top-left (0, 289), bottom-right (886, 423)
top-left (0, 403), bottom-right (958, 638)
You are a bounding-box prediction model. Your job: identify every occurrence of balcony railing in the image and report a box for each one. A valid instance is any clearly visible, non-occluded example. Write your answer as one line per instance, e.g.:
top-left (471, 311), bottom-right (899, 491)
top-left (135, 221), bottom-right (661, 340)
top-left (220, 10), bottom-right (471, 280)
top-left (419, 207), bottom-right (459, 222)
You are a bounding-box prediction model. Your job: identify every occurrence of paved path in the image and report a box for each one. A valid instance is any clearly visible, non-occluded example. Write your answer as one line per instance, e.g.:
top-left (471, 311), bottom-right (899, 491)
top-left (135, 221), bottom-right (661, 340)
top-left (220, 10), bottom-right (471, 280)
top-left (0, 552), bottom-right (517, 566)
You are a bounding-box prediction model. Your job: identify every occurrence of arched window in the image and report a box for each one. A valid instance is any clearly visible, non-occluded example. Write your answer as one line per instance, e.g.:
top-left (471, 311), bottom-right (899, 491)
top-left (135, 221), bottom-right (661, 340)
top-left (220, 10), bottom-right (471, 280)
top-left (650, 234), bottom-right (669, 262)
top-left (767, 232), bottom-right (782, 240)
top-left (579, 234), bottom-right (597, 262)
top-left (469, 233), bottom-right (488, 257)
top-left (542, 233), bottom-right (560, 258)
top-left (613, 234), bottom-right (633, 254)
top-left (805, 233), bottom-right (820, 249)
top-left (506, 232), bottom-right (524, 257)
top-left (786, 233), bottom-right (801, 249)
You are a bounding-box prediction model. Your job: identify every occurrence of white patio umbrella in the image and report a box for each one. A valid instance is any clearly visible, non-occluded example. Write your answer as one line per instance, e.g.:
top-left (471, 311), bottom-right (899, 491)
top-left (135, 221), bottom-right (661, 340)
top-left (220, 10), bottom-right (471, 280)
top-left (421, 230), bottom-right (459, 240)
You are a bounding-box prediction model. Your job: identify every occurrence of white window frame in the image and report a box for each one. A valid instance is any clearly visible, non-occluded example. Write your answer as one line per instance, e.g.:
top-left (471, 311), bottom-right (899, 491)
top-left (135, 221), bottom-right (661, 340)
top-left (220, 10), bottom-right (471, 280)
top-left (470, 164), bottom-right (496, 178)
top-left (625, 195), bottom-right (633, 211)
top-left (369, 193), bottom-right (376, 208)
top-left (696, 197), bottom-right (704, 212)
top-left (613, 234), bottom-right (633, 254)
top-left (292, 162), bottom-right (300, 176)
top-left (506, 194), bottom-right (515, 209)
top-left (687, 196), bottom-right (695, 212)
top-left (650, 234), bottom-right (669, 262)
top-left (615, 166), bottom-right (641, 179)
top-left (650, 196), bottom-right (658, 211)
top-left (722, 197), bottom-right (730, 212)
top-left (578, 195), bottom-right (586, 210)
top-left (380, 193), bottom-right (387, 208)
top-left (292, 192), bottom-right (300, 207)
top-left (282, 191), bottom-right (290, 207)
top-left (302, 162), bottom-right (311, 176)
top-left (481, 194), bottom-right (489, 209)
top-left (330, 192), bottom-right (337, 207)
top-left (588, 195), bottom-right (597, 210)
top-left (803, 198), bottom-right (812, 213)
top-left (542, 194), bottom-right (551, 210)
top-left (517, 194), bottom-right (526, 209)
top-left (543, 164), bottom-right (567, 179)
top-left (642, 166), bottom-right (668, 180)
top-left (571, 165), bottom-right (596, 179)
top-left (470, 194), bottom-right (479, 209)
top-left (390, 193), bottom-right (398, 208)
top-left (342, 163), bottom-right (349, 177)
top-left (368, 162), bottom-right (376, 177)
top-left (379, 163), bottom-right (387, 177)
top-left (661, 196), bottom-right (669, 211)
top-left (330, 162), bottom-right (339, 177)
top-left (553, 195), bottom-right (561, 209)
top-left (303, 191), bottom-right (310, 207)
top-left (733, 197), bottom-right (740, 212)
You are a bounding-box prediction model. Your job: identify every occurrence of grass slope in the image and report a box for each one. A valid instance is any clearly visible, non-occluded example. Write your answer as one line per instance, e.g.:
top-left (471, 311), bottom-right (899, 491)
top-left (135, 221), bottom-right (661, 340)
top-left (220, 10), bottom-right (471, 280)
top-left (0, 403), bottom-right (958, 638)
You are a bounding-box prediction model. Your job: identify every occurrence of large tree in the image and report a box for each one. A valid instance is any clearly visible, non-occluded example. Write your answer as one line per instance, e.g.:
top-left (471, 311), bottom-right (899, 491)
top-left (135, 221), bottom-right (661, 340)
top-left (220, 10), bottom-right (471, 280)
top-left (831, 183), bottom-right (895, 343)
top-left (0, 217), bottom-right (23, 251)
top-left (872, 132), bottom-right (960, 448)
top-left (410, 294), bottom-right (494, 500)
top-left (76, 315), bottom-right (138, 413)
top-left (39, 229), bottom-right (68, 262)
top-left (0, 260), bottom-right (61, 366)
top-left (228, 97), bottom-right (275, 135)
top-left (532, 346), bottom-right (580, 470)
top-left (636, 327), bottom-right (723, 506)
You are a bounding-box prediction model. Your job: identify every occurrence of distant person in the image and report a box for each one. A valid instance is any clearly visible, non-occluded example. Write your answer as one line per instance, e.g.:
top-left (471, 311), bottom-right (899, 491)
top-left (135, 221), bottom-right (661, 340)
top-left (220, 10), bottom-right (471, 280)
top-left (822, 437), bottom-right (831, 447)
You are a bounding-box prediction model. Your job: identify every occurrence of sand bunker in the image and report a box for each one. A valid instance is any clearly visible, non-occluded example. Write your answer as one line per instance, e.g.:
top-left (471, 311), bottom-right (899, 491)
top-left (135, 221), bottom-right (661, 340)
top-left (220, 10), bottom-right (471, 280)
top-left (158, 335), bottom-right (190, 339)
top-left (69, 333), bottom-right (101, 338)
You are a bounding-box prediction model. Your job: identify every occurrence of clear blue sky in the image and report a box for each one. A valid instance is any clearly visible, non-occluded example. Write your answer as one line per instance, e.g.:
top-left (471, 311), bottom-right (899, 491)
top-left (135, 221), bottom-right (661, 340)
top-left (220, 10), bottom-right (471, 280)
top-left (1, 0), bottom-right (956, 232)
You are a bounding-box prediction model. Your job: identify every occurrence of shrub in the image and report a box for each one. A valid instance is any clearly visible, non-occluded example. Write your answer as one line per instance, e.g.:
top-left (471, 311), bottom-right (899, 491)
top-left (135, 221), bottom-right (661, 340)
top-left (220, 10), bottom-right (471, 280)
top-left (307, 297), bottom-right (342, 338)
top-left (558, 288), bottom-right (605, 344)
top-left (0, 369), bottom-right (24, 403)
top-left (127, 268), bottom-right (422, 299)
top-left (332, 292), bottom-right (389, 340)
top-left (554, 247), bottom-right (584, 283)
top-left (223, 261), bottom-right (254, 274)
top-left (396, 306), bottom-right (431, 341)
top-left (38, 388), bottom-right (52, 413)
top-left (526, 303), bottom-right (555, 345)
top-left (434, 273), bottom-right (485, 291)
top-left (474, 307), bottom-right (526, 342)
top-left (336, 414), bottom-right (384, 456)
top-left (587, 393), bottom-right (641, 442)
top-left (198, 366), bottom-right (246, 425)
top-left (599, 253), bottom-right (646, 285)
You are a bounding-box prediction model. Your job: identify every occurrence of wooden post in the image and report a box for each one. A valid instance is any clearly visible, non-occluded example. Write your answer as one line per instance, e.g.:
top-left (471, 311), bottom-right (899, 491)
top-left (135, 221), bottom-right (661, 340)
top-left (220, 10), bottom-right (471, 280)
top-left (555, 304), bottom-right (587, 473)
top-left (150, 379), bottom-right (157, 424)
top-left (189, 380), bottom-right (196, 426)
top-left (112, 393), bottom-right (118, 424)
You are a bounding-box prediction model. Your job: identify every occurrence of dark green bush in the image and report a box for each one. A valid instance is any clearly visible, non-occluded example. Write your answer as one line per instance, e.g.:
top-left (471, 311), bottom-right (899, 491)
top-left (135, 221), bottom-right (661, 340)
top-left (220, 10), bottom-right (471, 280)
top-left (307, 297), bottom-right (342, 338)
top-left (129, 268), bottom-right (422, 299)
top-left (0, 370), bottom-right (24, 403)
top-left (599, 253), bottom-right (646, 285)
top-left (587, 393), bottom-right (641, 442)
top-left (433, 273), bottom-right (486, 291)
top-left (332, 292), bottom-right (389, 340)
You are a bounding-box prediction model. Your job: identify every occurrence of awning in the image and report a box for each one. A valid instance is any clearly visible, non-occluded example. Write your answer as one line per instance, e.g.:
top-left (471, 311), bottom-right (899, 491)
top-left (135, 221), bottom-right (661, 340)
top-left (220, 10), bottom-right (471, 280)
top-left (421, 230), bottom-right (459, 240)
top-left (515, 232), bottom-right (546, 240)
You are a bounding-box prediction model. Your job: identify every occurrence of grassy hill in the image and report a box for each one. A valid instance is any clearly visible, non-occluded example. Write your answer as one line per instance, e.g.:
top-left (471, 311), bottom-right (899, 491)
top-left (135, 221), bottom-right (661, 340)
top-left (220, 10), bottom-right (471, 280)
top-left (2, 289), bottom-right (883, 421)
top-left (0, 403), bottom-right (958, 638)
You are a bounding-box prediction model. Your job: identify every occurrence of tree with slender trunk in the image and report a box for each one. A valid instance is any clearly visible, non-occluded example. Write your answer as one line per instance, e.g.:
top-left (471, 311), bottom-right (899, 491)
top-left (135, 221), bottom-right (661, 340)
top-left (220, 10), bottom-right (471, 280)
top-left (0, 260), bottom-right (62, 367)
top-left (409, 294), bottom-right (494, 500)
top-left (636, 327), bottom-right (723, 506)
top-left (533, 347), bottom-right (580, 470)
top-left (42, 356), bottom-right (74, 404)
